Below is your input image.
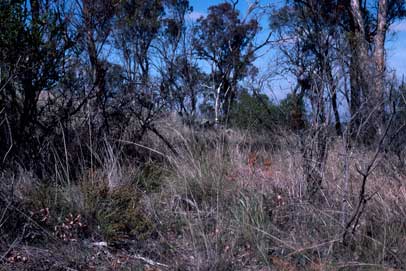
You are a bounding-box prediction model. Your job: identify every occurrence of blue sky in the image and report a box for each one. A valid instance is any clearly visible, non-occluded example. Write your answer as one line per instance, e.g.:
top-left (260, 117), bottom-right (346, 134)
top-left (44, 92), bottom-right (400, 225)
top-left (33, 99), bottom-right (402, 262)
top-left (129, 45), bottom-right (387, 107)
top-left (387, 22), bottom-right (406, 79)
top-left (189, 0), bottom-right (406, 95)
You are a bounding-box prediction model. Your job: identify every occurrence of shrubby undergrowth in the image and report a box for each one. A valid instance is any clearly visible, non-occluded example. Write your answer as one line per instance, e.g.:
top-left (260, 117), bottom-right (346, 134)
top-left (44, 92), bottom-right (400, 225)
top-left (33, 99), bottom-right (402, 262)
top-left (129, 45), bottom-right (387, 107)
top-left (1, 124), bottom-right (405, 270)
top-left (1, 1), bottom-right (406, 270)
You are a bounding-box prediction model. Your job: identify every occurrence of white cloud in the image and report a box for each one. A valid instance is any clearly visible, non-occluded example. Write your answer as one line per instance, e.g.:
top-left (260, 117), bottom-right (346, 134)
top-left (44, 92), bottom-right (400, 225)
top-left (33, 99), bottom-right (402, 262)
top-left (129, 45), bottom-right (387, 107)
top-left (186, 11), bottom-right (206, 21)
top-left (390, 20), bottom-right (406, 32)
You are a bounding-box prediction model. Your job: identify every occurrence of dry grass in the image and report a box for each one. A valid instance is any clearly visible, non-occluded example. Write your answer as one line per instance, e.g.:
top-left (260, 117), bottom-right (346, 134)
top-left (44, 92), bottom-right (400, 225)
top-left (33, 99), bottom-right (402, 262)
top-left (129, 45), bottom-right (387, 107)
top-left (1, 127), bottom-right (406, 270)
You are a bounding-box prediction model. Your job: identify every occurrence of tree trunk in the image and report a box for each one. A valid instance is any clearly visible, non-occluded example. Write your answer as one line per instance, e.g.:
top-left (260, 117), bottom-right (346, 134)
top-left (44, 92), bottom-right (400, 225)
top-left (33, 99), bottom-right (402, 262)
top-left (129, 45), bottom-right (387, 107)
top-left (348, 0), bottom-right (371, 139)
top-left (82, 0), bottom-right (108, 131)
top-left (373, 0), bottom-right (388, 136)
top-left (214, 82), bottom-right (222, 126)
top-left (326, 62), bottom-right (342, 136)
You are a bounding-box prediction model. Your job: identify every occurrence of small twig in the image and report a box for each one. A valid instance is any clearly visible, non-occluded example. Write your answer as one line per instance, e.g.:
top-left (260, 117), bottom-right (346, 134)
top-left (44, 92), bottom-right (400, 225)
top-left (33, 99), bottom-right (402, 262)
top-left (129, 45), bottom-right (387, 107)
top-left (2, 113), bottom-right (13, 164)
top-left (343, 115), bottom-right (394, 243)
top-left (0, 194), bottom-right (57, 242)
top-left (286, 239), bottom-right (340, 257)
top-left (133, 253), bottom-right (169, 268)
top-left (148, 126), bottom-right (178, 156)
top-left (115, 139), bottom-right (167, 158)
top-left (0, 236), bottom-right (21, 262)
top-left (336, 262), bottom-right (394, 269)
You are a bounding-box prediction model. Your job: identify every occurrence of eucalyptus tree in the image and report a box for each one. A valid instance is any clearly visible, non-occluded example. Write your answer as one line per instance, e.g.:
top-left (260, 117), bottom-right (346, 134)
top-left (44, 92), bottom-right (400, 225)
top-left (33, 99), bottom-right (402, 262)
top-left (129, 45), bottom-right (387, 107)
top-left (270, 0), bottom-right (348, 199)
top-left (76, 0), bottom-right (118, 132)
top-left (192, 2), bottom-right (262, 125)
top-left (154, 0), bottom-right (203, 117)
top-left (347, 0), bottom-right (405, 139)
top-left (0, 0), bottom-right (72, 166)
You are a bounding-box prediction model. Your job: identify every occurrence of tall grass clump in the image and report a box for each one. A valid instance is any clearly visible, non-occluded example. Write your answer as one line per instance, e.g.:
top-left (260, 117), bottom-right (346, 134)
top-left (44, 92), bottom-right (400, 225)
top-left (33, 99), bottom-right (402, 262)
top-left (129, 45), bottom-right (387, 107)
top-left (145, 129), bottom-right (406, 270)
top-left (2, 126), bottom-right (406, 270)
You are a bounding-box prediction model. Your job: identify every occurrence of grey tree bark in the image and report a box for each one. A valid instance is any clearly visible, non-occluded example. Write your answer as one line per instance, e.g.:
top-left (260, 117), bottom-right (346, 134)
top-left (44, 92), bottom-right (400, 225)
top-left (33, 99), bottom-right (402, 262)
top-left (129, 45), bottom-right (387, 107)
top-left (373, 0), bottom-right (388, 136)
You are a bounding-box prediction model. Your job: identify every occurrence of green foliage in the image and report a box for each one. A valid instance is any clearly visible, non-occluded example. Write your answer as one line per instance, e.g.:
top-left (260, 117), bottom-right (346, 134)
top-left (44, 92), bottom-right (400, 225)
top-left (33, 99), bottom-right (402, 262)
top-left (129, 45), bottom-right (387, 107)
top-left (16, 177), bottom-right (154, 243)
top-left (193, 2), bottom-right (260, 121)
top-left (193, 2), bottom-right (258, 68)
top-left (278, 93), bottom-right (307, 130)
top-left (76, 177), bottom-right (154, 242)
top-left (232, 191), bottom-right (273, 264)
top-left (229, 90), bottom-right (307, 131)
top-left (91, 185), bottom-right (153, 241)
top-left (134, 162), bottom-right (165, 193)
top-left (229, 90), bottom-right (278, 131)
top-left (0, 0), bottom-right (71, 163)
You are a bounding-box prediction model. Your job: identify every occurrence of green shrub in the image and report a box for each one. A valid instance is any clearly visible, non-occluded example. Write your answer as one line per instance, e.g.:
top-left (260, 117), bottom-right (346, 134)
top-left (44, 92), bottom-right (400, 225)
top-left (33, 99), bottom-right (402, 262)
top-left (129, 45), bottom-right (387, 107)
top-left (15, 173), bottom-right (154, 243)
top-left (92, 185), bottom-right (153, 241)
top-left (134, 162), bottom-right (165, 193)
